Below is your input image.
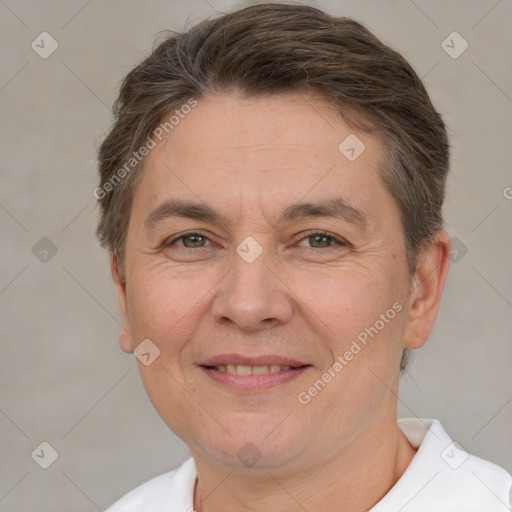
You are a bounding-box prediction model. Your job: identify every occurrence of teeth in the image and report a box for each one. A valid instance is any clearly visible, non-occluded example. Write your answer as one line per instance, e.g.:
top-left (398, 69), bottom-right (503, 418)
top-left (236, 364), bottom-right (252, 375)
top-left (214, 364), bottom-right (293, 375)
top-left (252, 365), bottom-right (270, 375)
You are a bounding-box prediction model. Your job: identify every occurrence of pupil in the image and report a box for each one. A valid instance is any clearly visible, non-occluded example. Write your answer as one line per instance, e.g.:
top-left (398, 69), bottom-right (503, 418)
top-left (312, 235), bottom-right (328, 247)
top-left (185, 235), bottom-right (204, 247)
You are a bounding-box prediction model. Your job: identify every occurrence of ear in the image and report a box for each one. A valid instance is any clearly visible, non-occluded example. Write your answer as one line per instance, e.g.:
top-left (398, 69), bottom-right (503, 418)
top-left (110, 250), bottom-right (135, 353)
top-left (404, 231), bottom-right (451, 350)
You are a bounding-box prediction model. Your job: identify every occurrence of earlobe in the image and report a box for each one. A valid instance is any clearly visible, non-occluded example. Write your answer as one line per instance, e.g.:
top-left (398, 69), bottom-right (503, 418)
top-left (110, 250), bottom-right (135, 354)
top-left (119, 328), bottom-right (135, 354)
top-left (404, 232), bottom-right (451, 350)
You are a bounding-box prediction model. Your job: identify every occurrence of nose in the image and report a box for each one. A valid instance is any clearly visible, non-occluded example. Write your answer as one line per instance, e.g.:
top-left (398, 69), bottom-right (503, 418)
top-left (211, 247), bottom-right (294, 332)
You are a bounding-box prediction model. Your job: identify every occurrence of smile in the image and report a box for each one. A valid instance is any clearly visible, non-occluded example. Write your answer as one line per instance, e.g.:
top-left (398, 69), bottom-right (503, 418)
top-left (199, 361), bottom-right (311, 391)
top-left (210, 364), bottom-right (294, 375)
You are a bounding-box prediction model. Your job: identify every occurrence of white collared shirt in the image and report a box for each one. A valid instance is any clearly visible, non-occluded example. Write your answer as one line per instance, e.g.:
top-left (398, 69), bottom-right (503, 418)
top-left (105, 418), bottom-right (512, 511)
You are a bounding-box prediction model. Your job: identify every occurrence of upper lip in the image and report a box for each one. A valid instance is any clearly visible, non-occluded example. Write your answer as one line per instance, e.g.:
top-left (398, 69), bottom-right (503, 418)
top-left (199, 354), bottom-right (309, 367)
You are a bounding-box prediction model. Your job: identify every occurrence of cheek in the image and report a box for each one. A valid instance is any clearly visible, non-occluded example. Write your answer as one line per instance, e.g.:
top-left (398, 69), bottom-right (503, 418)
top-left (294, 265), bottom-right (408, 400)
top-left (293, 266), bottom-right (397, 337)
top-left (125, 265), bottom-right (206, 350)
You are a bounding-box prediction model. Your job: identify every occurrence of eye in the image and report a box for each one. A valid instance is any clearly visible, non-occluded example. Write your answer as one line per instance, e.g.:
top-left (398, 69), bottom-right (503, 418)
top-left (164, 230), bottom-right (348, 252)
top-left (165, 232), bottom-right (213, 249)
top-left (296, 230), bottom-right (348, 249)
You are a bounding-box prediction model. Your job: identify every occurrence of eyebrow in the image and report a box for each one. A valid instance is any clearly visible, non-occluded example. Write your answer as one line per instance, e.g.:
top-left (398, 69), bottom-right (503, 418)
top-left (144, 197), bottom-right (368, 232)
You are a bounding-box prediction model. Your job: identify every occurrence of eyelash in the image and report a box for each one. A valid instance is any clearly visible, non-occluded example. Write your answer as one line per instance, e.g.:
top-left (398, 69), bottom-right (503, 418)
top-left (164, 230), bottom-right (348, 251)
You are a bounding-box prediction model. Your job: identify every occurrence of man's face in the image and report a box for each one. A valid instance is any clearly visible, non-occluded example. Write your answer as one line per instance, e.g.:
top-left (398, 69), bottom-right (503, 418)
top-left (115, 92), bottom-right (416, 469)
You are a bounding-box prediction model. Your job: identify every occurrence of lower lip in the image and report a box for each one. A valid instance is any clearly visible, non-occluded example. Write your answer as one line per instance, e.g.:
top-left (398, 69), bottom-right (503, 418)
top-left (200, 366), bottom-right (310, 392)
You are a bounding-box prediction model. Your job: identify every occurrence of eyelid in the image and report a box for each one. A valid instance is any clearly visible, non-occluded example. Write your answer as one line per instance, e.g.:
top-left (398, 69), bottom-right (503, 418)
top-left (165, 229), bottom-right (349, 249)
top-left (294, 229), bottom-right (349, 249)
top-left (164, 230), bottom-right (215, 247)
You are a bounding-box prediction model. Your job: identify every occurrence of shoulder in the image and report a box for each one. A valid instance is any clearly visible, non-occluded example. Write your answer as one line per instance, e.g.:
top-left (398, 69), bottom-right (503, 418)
top-left (372, 418), bottom-right (512, 511)
top-left (104, 457), bottom-right (197, 512)
top-left (448, 449), bottom-right (512, 510)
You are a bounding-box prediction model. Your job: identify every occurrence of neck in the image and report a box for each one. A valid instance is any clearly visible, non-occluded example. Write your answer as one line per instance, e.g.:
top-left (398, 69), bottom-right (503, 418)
top-left (192, 414), bottom-right (417, 512)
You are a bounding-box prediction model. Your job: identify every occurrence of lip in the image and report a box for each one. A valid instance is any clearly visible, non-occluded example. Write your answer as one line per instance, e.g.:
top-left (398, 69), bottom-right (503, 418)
top-left (200, 365), bottom-right (311, 392)
top-left (199, 353), bottom-right (308, 367)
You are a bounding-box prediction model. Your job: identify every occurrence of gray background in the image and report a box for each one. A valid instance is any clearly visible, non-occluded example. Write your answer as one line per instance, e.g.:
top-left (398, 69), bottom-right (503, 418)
top-left (1, 0), bottom-right (511, 510)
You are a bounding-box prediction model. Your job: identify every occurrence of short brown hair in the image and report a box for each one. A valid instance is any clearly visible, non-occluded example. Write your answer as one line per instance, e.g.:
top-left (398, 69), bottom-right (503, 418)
top-left (96, 2), bottom-right (450, 371)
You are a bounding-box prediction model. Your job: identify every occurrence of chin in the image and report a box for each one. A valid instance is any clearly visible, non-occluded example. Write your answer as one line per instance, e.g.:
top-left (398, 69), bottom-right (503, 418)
top-left (189, 420), bottom-right (309, 470)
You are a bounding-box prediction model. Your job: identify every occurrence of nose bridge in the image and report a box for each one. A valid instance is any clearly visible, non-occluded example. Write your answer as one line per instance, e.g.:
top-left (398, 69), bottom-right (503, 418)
top-left (212, 239), bottom-right (293, 330)
top-left (231, 243), bottom-right (272, 298)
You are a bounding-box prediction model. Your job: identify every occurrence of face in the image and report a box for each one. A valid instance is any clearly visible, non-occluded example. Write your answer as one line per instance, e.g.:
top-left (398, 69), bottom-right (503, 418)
top-left (112, 92), bottom-right (446, 472)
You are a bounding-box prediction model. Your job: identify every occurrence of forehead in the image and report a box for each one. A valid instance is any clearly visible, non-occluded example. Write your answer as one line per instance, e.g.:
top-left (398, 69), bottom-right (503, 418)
top-left (132, 92), bottom-right (392, 224)
top-left (155, 92), bottom-right (380, 167)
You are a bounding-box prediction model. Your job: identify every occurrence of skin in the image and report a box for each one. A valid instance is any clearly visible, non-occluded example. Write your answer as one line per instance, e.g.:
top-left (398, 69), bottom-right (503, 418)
top-left (111, 91), bottom-right (450, 512)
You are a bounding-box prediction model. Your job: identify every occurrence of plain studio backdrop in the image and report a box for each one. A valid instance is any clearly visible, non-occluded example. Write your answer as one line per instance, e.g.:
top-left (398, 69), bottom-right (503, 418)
top-left (1, 1), bottom-right (511, 510)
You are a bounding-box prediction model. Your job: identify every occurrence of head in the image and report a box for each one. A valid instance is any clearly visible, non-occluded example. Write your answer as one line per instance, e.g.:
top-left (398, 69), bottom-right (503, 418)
top-left (96, 3), bottom-right (450, 471)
